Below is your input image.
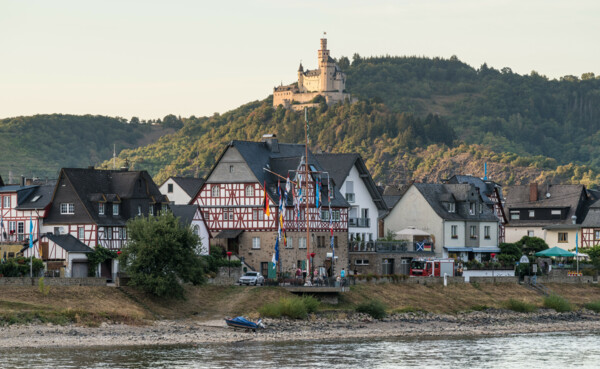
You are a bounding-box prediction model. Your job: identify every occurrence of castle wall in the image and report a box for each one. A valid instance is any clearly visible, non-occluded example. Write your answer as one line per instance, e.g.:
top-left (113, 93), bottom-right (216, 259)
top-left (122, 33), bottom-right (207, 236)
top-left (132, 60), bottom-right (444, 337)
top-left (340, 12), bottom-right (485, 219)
top-left (303, 75), bottom-right (321, 92)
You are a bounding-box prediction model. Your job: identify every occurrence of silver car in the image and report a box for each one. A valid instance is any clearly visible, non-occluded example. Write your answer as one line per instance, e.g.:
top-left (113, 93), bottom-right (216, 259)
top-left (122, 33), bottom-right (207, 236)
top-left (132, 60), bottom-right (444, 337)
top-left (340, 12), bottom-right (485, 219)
top-left (238, 272), bottom-right (265, 286)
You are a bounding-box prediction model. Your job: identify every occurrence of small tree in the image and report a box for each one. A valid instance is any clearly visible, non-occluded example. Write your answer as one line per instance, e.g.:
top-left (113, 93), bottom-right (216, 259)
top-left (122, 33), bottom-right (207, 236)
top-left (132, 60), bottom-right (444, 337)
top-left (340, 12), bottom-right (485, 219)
top-left (515, 236), bottom-right (548, 256)
top-left (120, 212), bottom-right (207, 298)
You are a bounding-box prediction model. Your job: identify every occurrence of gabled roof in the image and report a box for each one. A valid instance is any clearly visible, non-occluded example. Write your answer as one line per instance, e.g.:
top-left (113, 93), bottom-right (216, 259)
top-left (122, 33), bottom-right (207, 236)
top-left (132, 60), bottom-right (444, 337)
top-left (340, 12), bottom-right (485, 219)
top-left (46, 234), bottom-right (94, 253)
top-left (167, 177), bottom-right (205, 198)
top-left (202, 140), bottom-right (349, 208)
top-left (170, 205), bottom-right (198, 227)
top-left (16, 184), bottom-right (54, 210)
top-left (314, 153), bottom-right (387, 211)
top-left (413, 183), bottom-right (498, 222)
top-left (445, 175), bottom-right (503, 205)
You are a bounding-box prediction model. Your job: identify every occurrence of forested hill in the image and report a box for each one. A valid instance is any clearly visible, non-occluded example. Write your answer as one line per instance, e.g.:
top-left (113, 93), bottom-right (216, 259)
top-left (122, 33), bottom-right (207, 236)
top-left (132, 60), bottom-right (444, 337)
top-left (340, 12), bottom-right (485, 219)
top-left (343, 55), bottom-right (600, 167)
top-left (0, 114), bottom-right (177, 180)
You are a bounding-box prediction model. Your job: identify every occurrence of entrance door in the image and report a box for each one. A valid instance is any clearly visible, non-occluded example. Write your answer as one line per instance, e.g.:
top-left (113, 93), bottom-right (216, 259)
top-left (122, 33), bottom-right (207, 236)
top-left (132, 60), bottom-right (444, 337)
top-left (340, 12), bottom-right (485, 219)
top-left (382, 258), bottom-right (394, 275)
top-left (101, 260), bottom-right (112, 280)
top-left (260, 262), bottom-right (269, 278)
top-left (400, 258), bottom-right (411, 275)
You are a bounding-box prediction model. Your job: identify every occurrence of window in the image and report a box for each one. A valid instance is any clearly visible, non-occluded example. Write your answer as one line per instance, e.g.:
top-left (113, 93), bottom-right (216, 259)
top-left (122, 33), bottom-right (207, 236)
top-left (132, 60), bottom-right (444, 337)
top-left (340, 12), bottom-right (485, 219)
top-left (320, 210), bottom-right (330, 221)
top-left (98, 203), bottom-right (105, 215)
top-left (78, 227), bottom-right (84, 240)
top-left (252, 237), bottom-right (260, 249)
top-left (113, 204), bottom-right (119, 216)
top-left (3, 196), bottom-right (10, 208)
top-left (595, 230), bottom-right (600, 240)
top-left (162, 204), bottom-right (167, 212)
top-left (167, 183), bottom-right (173, 193)
top-left (317, 235), bottom-right (326, 248)
top-left (31, 195), bottom-right (41, 202)
top-left (551, 209), bottom-right (561, 216)
top-left (245, 185), bottom-right (254, 197)
top-left (479, 203), bottom-right (483, 214)
top-left (149, 205), bottom-right (154, 216)
top-left (332, 210), bottom-right (341, 221)
top-left (60, 203), bottom-right (74, 215)
top-left (345, 193), bottom-right (355, 203)
top-left (229, 165), bottom-right (234, 173)
top-left (470, 225), bottom-right (477, 238)
top-left (558, 232), bottom-right (568, 243)
top-left (510, 211), bottom-right (520, 220)
top-left (9, 221), bottom-right (16, 233)
top-left (447, 202), bottom-right (456, 213)
top-left (529, 210), bottom-right (535, 218)
top-left (138, 205), bottom-right (142, 216)
top-left (334, 235), bottom-right (339, 248)
top-left (484, 226), bottom-right (490, 239)
top-left (212, 185), bottom-right (220, 197)
top-left (451, 225), bottom-right (458, 239)
top-left (286, 237), bottom-right (293, 249)
top-left (223, 210), bottom-right (228, 221)
top-left (106, 227), bottom-right (113, 240)
top-left (299, 237), bottom-right (307, 249)
top-left (469, 202), bottom-right (475, 215)
top-left (17, 221), bottom-right (24, 241)
top-left (118, 228), bottom-right (126, 239)
top-left (528, 230), bottom-right (534, 237)
top-left (355, 259), bottom-right (369, 265)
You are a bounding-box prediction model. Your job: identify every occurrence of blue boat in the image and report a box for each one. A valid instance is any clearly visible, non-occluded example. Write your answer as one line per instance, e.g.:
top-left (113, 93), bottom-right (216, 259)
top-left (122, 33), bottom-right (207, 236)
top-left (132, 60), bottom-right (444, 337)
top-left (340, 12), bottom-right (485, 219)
top-left (225, 316), bottom-right (265, 331)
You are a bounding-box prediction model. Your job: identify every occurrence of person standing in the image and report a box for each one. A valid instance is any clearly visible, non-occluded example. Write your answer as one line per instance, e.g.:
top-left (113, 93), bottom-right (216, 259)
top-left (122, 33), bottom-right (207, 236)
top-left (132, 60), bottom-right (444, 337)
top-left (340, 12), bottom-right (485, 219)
top-left (340, 268), bottom-right (346, 286)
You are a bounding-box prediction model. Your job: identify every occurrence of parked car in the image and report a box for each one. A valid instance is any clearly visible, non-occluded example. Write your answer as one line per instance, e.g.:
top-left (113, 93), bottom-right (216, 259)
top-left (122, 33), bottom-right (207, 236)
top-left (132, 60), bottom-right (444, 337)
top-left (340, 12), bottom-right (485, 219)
top-left (238, 272), bottom-right (265, 286)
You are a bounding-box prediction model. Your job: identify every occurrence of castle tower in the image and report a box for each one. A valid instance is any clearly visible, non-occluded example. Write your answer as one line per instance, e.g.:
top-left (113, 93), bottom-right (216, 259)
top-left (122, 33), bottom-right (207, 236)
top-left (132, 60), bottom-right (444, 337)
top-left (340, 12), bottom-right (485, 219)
top-left (297, 63), bottom-right (305, 92)
top-left (318, 38), bottom-right (334, 92)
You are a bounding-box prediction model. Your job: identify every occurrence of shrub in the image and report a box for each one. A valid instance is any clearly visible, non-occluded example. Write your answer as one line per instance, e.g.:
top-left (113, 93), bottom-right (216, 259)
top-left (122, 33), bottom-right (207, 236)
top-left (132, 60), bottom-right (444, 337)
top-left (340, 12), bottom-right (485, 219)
top-left (301, 296), bottom-right (320, 313)
top-left (505, 299), bottom-right (537, 313)
top-left (259, 296), bottom-right (318, 319)
top-left (394, 306), bottom-right (426, 314)
top-left (355, 300), bottom-right (387, 319)
top-left (544, 294), bottom-right (572, 312)
top-left (470, 304), bottom-right (489, 312)
top-left (584, 300), bottom-right (600, 313)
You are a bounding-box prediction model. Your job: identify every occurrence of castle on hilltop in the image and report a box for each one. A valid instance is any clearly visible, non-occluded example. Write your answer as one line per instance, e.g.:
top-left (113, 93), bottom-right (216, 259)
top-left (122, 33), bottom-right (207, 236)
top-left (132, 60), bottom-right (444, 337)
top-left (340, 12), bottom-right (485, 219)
top-left (273, 37), bottom-right (353, 110)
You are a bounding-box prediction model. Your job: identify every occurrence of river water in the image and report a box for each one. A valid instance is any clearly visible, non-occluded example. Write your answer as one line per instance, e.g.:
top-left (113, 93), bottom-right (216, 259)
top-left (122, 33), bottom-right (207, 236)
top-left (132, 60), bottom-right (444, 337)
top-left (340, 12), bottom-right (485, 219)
top-left (1, 331), bottom-right (599, 368)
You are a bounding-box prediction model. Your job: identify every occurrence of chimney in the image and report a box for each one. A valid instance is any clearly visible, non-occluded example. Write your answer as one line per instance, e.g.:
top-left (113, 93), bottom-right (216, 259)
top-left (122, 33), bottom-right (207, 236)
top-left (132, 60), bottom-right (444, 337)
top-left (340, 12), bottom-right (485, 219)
top-left (21, 176), bottom-right (25, 187)
top-left (529, 183), bottom-right (538, 202)
top-left (262, 134), bottom-right (279, 153)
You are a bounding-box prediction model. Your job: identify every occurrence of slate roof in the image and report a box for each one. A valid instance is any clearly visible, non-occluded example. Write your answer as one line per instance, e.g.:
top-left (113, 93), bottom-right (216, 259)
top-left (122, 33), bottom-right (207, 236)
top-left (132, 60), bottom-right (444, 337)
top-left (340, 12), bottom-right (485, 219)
top-left (414, 183), bottom-right (498, 222)
top-left (46, 234), bottom-right (94, 253)
top-left (16, 185), bottom-right (54, 210)
top-left (0, 175), bottom-right (4, 186)
top-left (504, 184), bottom-right (587, 227)
top-left (170, 205), bottom-right (198, 227)
top-left (214, 140), bottom-right (349, 208)
top-left (169, 177), bottom-right (205, 198)
top-left (314, 153), bottom-right (387, 211)
top-left (445, 175), bottom-right (503, 205)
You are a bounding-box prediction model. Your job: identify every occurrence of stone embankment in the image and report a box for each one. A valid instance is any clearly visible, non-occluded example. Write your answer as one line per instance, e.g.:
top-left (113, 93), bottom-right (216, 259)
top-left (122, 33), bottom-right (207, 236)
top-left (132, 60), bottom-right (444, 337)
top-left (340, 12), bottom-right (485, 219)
top-left (1, 309), bottom-right (599, 348)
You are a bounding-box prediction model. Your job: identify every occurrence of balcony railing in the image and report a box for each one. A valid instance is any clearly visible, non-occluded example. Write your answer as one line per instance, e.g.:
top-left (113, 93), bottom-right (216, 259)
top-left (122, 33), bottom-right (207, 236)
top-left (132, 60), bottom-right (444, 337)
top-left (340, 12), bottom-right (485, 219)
top-left (349, 240), bottom-right (434, 253)
top-left (348, 217), bottom-right (370, 228)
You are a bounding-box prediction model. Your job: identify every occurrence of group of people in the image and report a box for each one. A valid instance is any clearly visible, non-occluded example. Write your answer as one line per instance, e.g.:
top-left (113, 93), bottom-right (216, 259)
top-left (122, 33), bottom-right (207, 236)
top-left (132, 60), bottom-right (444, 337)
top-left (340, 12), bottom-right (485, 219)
top-left (294, 266), bottom-right (349, 286)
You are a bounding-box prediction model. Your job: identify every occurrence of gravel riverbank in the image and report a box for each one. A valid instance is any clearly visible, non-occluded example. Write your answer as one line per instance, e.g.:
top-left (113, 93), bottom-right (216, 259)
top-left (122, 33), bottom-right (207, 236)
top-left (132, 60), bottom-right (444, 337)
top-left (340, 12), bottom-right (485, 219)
top-left (1, 309), bottom-right (600, 349)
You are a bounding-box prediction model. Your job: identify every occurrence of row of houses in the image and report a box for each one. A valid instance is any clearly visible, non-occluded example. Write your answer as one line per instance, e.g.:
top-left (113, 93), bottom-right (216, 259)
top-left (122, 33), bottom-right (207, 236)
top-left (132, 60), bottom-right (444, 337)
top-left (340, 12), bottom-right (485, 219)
top-left (3, 134), bottom-right (600, 280)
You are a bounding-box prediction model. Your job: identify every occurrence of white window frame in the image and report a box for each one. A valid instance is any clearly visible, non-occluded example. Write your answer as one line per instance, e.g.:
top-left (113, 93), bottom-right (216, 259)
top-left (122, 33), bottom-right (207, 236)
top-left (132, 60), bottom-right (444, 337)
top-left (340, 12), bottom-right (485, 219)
top-left (99, 203), bottom-right (105, 216)
top-left (138, 205), bottom-right (142, 216)
top-left (149, 205), bottom-right (154, 216)
top-left (510, 211), bottom-right (520, 220)
top-left (3, 196), bottom-right (10, 208)
top-left (78, 227), bottom-right (84, 240)
top-left (113, 203), bottom-right (119, 216)
top-left (299, 237), bottom-right (307, 249)
top-left (61, 203), bottom-right (75, 215)
top-left (451, 225), bottom-right (458, 239)
top-left (551, 209), bottom-right (561, 216)
top-left (252, 237), bottom-right (260, 249)
top-left (528, 230), bottom-right (534, 237)
top-left (470, 225), bottom-right (477, 238)
top-left (212, 185), bottom-right (220, 197)
top-left (448, 202), bottom-right (456, 213)
top-left (484, 226), bottom-right (490, 239)
top-left (285, 237), bottom-right (293, 249)
top-left (529, 210), bottom-right (535, 218)
top-left (245, 185), bottom-right (254, 197)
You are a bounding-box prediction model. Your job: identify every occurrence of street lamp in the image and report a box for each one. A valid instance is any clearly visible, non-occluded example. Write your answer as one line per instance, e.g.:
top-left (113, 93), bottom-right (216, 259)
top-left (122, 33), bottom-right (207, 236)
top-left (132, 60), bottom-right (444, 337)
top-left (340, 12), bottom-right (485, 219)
top-left (491, 253), bottom-right (496, 279)
top-left (227, 251), bottom-right (232, 277)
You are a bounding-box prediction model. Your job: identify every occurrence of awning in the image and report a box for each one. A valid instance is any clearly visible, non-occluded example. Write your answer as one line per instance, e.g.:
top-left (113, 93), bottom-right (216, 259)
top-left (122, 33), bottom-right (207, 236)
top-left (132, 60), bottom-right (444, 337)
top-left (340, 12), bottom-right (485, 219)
top-left (214, 230), bottom-right (244, 239)
top-left (444, 247), bottom-right (501, 253)
top-left (445, 247), bottom-right (472, 252)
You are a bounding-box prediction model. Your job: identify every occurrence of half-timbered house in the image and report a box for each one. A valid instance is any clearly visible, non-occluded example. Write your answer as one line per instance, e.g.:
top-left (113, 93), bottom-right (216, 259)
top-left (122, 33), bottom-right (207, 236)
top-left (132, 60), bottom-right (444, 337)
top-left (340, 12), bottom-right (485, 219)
top-left (191, 136), bottom-right (349, 277)
top-left (37, 167), bottom-right (168, 279)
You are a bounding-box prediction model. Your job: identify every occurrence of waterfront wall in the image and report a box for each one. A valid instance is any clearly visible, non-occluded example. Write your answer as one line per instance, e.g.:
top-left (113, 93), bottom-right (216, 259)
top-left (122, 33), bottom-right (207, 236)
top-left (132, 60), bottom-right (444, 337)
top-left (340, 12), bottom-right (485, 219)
top-left (0, 277), bottom-right (106, 286)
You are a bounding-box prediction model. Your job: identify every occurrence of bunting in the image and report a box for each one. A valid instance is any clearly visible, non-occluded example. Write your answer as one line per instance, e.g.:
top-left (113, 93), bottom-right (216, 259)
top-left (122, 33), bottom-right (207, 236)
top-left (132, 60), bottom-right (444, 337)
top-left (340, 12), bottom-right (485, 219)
top-left (263, 181), bottom-right (270, 217)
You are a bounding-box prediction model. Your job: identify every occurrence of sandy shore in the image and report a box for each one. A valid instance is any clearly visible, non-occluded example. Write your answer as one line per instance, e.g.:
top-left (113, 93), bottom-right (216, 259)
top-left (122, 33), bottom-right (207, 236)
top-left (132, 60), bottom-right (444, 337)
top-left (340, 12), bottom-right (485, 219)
top-left (1, 309), bottom-right (599, 348)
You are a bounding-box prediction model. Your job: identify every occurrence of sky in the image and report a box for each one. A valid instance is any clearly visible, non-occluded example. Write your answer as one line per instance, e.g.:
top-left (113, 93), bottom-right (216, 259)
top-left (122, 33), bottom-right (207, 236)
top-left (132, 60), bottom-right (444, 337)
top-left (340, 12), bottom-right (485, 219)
top-left (1, 0), bottom-right (599, 120)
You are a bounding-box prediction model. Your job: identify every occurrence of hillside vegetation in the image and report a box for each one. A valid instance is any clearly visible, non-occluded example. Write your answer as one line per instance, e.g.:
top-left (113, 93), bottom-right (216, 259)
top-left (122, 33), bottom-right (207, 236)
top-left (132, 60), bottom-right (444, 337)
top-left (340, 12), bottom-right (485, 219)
top-left (0, 114), bottom-right (175, 180)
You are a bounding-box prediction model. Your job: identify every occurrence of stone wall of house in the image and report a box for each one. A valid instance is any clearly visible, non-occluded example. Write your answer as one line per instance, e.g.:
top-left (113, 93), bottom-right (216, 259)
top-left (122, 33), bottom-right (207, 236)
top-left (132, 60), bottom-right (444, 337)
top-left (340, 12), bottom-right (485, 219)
top-left (0, 277), bottom-right (106, 286)
top-left (525, 275), bottom-right (595, 284)
top-left (469, 276), bottom-right (519, 284)
top-left (207, 266), bottom-right (243, 285)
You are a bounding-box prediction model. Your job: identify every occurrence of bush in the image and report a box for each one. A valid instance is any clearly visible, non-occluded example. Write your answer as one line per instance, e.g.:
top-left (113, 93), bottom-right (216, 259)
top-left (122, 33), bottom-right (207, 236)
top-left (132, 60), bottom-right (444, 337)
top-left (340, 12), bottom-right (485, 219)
top-left (505, 299), bottom-right (537, 313)
top-left (584, 300), bottom-right (600, 313)
top-left (259, 296), bottom-right (319, 319)
top-left (355, 300), bottom-right (387, 319)
top-left (544, 294), bottom-right (572, 312)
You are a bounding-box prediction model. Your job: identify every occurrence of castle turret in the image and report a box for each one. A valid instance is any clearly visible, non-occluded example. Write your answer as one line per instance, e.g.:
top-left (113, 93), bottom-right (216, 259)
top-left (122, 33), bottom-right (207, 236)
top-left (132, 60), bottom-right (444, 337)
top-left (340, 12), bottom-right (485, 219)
top-left (297, 63), bottom-right (305, 92)
top-left (318, 38), bottom-right (334, 92)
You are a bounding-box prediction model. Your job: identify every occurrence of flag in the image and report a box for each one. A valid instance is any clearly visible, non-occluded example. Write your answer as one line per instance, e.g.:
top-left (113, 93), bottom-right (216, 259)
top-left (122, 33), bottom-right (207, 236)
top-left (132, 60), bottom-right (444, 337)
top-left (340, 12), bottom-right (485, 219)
top-left (0, 214), bottom-right (4, 241)
top-left (576, 232), bottom-right (579, 256)
top-left (263, 181), bottom-right (270, 217)
top-left (272, 237), bottom-right (279, 266)
top-left (315, 179), bottom-right (320, 209)
top-left (29, 215), bottom-right (33, 249)
top-left (416, 241), bottom-right (425, 252)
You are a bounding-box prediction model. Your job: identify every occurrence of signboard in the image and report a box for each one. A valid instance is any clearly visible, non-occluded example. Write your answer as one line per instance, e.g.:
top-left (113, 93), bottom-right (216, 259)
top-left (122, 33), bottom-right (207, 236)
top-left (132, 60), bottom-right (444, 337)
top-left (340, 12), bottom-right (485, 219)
top-left (520, 255), bottom-right (530, 264)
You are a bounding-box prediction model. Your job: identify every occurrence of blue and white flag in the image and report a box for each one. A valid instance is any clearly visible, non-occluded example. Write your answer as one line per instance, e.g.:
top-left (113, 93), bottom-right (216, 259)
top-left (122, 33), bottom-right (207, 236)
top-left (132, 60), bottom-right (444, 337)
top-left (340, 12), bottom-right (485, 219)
top-left (272, 238), bottom-right (279, 266)
top-left (416, 241), bottom-right (425, 252)
top-left (29, 215), bottom-right (33, 249)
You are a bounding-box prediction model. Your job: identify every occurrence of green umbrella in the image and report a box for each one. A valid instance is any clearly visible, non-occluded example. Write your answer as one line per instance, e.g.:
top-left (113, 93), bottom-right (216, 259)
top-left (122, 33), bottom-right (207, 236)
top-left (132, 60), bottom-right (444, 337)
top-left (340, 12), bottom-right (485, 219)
top-left (535, 247), bottom-right (576, 257)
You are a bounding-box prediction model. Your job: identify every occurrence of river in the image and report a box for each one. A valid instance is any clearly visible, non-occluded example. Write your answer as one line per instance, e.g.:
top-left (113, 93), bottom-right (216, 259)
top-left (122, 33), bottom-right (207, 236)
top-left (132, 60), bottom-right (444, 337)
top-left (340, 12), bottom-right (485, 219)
top-left (1, 331), bottom-right (599, 368)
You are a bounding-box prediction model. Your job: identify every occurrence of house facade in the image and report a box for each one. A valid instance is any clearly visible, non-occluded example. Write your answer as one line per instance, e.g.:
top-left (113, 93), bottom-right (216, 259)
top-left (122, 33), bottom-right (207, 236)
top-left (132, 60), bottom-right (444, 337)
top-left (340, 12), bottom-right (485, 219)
top-left (315, 153), bottom-right (388, 243)
top-left (384, 183), bottom-right (500, 262)
top-left (191, 136), bottom-right (349, 277)
top-left (159, 176), bottom-right (205, 205)
top-left (503, 183), bottom-right (589, 251)
top-left (170, 204), bottom-right (210, 255)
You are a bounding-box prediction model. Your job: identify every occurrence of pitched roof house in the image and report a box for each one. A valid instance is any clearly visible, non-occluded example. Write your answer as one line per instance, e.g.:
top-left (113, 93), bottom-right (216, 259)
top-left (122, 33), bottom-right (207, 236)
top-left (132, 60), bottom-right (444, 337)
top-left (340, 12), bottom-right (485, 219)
top-left (191, 136), bottom-right (349, 277)
top-left (159, 177), bottom-right (205, 205)
top-left (384, 183), bottom-right (500, 261)
top-left (170, 204), bottom-right (210, 255)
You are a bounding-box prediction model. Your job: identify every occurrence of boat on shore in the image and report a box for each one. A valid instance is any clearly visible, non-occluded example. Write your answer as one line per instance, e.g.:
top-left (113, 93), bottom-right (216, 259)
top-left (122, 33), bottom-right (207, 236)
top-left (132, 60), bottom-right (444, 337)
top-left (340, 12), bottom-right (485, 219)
top-left (224, 316), bottom-right (265, 332)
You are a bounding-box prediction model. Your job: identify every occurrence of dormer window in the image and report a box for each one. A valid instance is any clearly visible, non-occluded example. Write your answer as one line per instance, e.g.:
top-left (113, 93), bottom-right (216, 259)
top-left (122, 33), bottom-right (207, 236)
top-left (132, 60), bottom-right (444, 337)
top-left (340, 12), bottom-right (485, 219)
top-left (99, 203), bottom-right (105, 216)
top-left (149, 205), bottom-right (154, 216)
top-left (138, 205), bottom-right (142, 216)
top-left (113, 203), bottom-right (119, 216)
top-left (469, 202), bottom-right (475, 215)
top-left (60, 203), bottom-right (74, 215)
top-left (510, 211), bottom-right (520, 220)
top-left (447, 202), bottom-right (456, 213)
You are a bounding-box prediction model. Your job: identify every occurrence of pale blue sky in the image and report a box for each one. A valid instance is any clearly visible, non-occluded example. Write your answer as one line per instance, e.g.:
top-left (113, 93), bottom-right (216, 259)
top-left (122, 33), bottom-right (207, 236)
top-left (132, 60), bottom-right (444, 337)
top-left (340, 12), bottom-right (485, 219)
top-left (1, 0), bottom-right (599, 120)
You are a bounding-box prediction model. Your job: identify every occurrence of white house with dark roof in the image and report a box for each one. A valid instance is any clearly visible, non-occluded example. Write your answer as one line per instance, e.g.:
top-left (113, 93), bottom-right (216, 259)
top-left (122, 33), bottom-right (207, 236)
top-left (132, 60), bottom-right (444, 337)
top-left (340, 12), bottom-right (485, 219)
top-left (384, 183), bottom-right (500, 262)
top-left (159, 177), bottom-right (205, 205)
top-left (170, 204), bottom-right (210, 255)
top-left (314, 153), bottom-right (388, 243)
